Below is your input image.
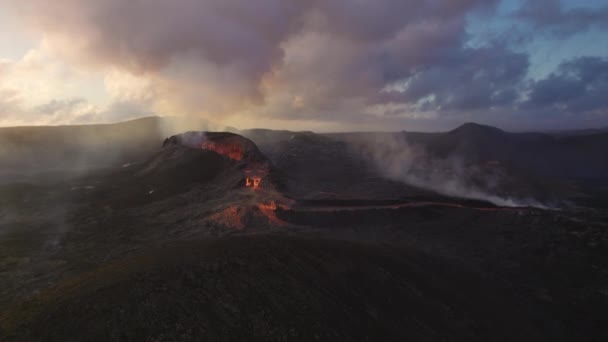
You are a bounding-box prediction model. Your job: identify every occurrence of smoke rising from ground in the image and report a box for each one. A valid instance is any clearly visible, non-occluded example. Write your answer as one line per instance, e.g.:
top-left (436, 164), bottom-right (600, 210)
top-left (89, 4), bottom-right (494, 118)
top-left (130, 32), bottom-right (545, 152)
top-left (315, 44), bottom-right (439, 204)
top-left (349, 133), bottom-right (545, 207)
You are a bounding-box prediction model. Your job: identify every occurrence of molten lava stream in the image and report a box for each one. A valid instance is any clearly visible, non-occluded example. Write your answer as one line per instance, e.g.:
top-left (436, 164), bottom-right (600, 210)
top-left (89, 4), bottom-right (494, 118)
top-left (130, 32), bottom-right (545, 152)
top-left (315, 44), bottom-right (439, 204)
top-left (201, 141), bottom-right (244, 161)
top-left (245, 177), bottom-right (262, 188)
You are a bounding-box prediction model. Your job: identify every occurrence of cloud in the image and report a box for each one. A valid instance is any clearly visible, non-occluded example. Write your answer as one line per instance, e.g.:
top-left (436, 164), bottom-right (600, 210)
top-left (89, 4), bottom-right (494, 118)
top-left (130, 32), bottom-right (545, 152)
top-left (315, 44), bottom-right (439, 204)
top-left (516, 0), bottom-right (608, 36)
top-left (72, 100), bottom-right (156, 124)
top-left (524, 57), bottom-right (608, 114)
top-left (2, 0), bottom-right (607, 130)
top-left (0, 46), bottom-right (154, 126)
top-left (8, 0), bottom-right (501, 126)
top-left (0, 89), bottom-right (24, 125)
top-left (379, 45), bottom-right (529, 112)
top-left (13, 0), bottom-right (309, 89)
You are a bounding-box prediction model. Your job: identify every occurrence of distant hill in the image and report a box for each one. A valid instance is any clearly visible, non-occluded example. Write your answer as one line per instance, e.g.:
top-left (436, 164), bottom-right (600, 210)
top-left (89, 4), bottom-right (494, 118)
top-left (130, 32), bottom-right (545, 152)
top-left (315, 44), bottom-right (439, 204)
top-left (550, 127), bottom-right (608, 137)
top-left (426, 123), bottom-right (608, 180)
top-left (327, 122), bottom-right (608, 182)
top-left (0, 117), bottom-right (216, 180)
top-left (1, 120), bottom-right (608, 341)
top-left (324, 123), bottom-right (608, 206)
top-left (1, 118), bottom-right (606, 205)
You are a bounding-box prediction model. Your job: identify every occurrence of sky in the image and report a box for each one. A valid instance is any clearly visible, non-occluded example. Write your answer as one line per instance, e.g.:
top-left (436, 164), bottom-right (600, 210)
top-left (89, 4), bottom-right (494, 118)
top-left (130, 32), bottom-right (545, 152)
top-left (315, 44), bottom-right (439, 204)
top-left (0, 0), bottom-right (607, 132)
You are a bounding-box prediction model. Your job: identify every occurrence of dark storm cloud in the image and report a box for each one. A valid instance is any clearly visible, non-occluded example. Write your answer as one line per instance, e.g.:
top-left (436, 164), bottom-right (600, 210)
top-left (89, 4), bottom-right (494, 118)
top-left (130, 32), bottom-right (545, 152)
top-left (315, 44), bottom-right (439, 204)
top-left (525, 57), bottom-right (608, 113)
top-left (516, 0), bottom-right (608, 36)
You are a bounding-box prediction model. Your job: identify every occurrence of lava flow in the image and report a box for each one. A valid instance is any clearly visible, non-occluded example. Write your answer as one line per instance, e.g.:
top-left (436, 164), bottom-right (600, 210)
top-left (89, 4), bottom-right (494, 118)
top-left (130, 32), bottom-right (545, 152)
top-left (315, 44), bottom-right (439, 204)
top-left (201, 141), bottom-right (244, 161)
top-left (244, 166), bottom-right (268, 189)
top-left (257, 201), bottom-right (288, 226)
top-left (246, 177), bottom-right (262, 188)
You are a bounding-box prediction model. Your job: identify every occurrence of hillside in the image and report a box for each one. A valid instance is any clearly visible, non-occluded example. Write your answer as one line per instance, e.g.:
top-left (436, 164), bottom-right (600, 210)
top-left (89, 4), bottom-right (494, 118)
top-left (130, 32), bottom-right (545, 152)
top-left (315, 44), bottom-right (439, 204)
top-left (326, 123), bottom-right (608, 206)
top-left (1, 236), bottom-right (544, 342)
top-left (1, 121), bottom-right (607, 341)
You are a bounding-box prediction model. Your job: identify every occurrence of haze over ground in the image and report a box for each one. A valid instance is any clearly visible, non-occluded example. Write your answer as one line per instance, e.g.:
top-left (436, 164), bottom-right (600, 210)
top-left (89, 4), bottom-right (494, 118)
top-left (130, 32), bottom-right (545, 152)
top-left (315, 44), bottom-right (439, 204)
top-left (1, 118), bottom-right (607, 340)
top-left (0, 0), bottom-right (607, 131)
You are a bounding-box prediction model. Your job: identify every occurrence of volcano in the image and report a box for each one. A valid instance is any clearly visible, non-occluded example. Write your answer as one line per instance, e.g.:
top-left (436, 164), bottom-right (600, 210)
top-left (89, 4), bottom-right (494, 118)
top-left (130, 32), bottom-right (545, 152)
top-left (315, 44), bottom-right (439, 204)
top-left (1, 120), bottom-right (607, 341)
top-left (163, 131), bottom-right (268, 163)
top-left (163, 131), bottom-right (273, 189)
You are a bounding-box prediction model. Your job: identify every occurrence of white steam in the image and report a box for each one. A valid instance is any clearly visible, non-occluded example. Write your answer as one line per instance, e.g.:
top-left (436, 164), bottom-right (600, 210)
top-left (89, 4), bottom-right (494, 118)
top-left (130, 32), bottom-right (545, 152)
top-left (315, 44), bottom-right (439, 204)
top-left (349, 133), bottom-right (546, 207)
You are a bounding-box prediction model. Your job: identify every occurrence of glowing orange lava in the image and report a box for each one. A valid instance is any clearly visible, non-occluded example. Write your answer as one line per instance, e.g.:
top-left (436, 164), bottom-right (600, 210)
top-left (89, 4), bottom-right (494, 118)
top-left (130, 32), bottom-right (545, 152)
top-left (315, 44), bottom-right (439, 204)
top-left (246, 177), bottom-right (262, 188)
top-left (257, 201), bottom-right (287, 226)
top-left (201, 141), bottom-right (244, 161)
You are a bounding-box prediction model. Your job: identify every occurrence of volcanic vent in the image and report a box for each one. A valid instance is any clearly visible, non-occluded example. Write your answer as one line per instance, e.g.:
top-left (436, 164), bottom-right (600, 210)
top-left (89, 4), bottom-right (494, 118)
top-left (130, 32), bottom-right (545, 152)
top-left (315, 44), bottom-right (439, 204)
top-left (164, 131), bottom-right (272, 187)
top-left (157, 131), bottom-right (289, 229)
top-left (164, 132), bottom-right (266, 162)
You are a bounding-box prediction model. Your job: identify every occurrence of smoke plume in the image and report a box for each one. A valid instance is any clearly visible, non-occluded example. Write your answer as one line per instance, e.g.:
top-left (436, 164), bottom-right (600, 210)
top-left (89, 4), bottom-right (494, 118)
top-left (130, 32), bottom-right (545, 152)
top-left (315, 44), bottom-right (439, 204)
top-left (349, 133), bottom-right (546, 207)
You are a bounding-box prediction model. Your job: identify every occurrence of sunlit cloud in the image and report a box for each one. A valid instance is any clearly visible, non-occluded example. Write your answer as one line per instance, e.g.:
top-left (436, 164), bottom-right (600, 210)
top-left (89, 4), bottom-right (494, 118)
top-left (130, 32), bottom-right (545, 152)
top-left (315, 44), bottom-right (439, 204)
top-left (0, 0), bottom-right (606, 130)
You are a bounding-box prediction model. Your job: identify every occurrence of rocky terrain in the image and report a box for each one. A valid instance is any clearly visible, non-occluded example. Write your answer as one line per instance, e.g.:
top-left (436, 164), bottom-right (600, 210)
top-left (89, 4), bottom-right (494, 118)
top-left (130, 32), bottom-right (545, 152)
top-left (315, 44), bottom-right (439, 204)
top-left (0, 118), bottom-right (607, 341)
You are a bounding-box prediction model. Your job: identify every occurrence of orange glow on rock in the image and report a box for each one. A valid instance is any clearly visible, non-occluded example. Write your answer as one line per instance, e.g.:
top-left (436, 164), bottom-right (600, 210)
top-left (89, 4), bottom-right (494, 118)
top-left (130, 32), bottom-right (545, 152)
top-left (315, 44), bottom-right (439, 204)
top-left (257, 201), bottom-right (286, 226)
top-left (245, 177), bottom-right (262, 188)
top-left (201, 141), bottom-right (244, 161)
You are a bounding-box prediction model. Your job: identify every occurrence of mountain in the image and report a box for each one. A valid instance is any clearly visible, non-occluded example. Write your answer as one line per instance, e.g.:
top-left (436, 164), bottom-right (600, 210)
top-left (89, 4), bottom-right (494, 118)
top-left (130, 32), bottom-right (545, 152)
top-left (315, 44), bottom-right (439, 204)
top-left (1, 125), bottom-right (607, 340)
top-left (1, 118), bottom-right (606, 205)
top-left (550, 127), bottom-right (608, 137)
top-left (0, 117), bottom-right (222, 182)
top-left (429, 123), bottom-right (608, 185)
top-left (326, 123), bottom-right (608, 206)
top-left (426, 122), bottom-right (511, 160)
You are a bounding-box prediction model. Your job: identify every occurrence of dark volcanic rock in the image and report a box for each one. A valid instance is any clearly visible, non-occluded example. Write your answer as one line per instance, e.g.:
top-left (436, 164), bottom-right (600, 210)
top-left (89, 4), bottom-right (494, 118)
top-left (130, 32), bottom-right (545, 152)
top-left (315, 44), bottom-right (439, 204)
top-left (137, 145), bottom-right (234, 184)
top-left (1, 236), bottom-right (544, 342)
top-left (2, 122), bottom-right (608, 342)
